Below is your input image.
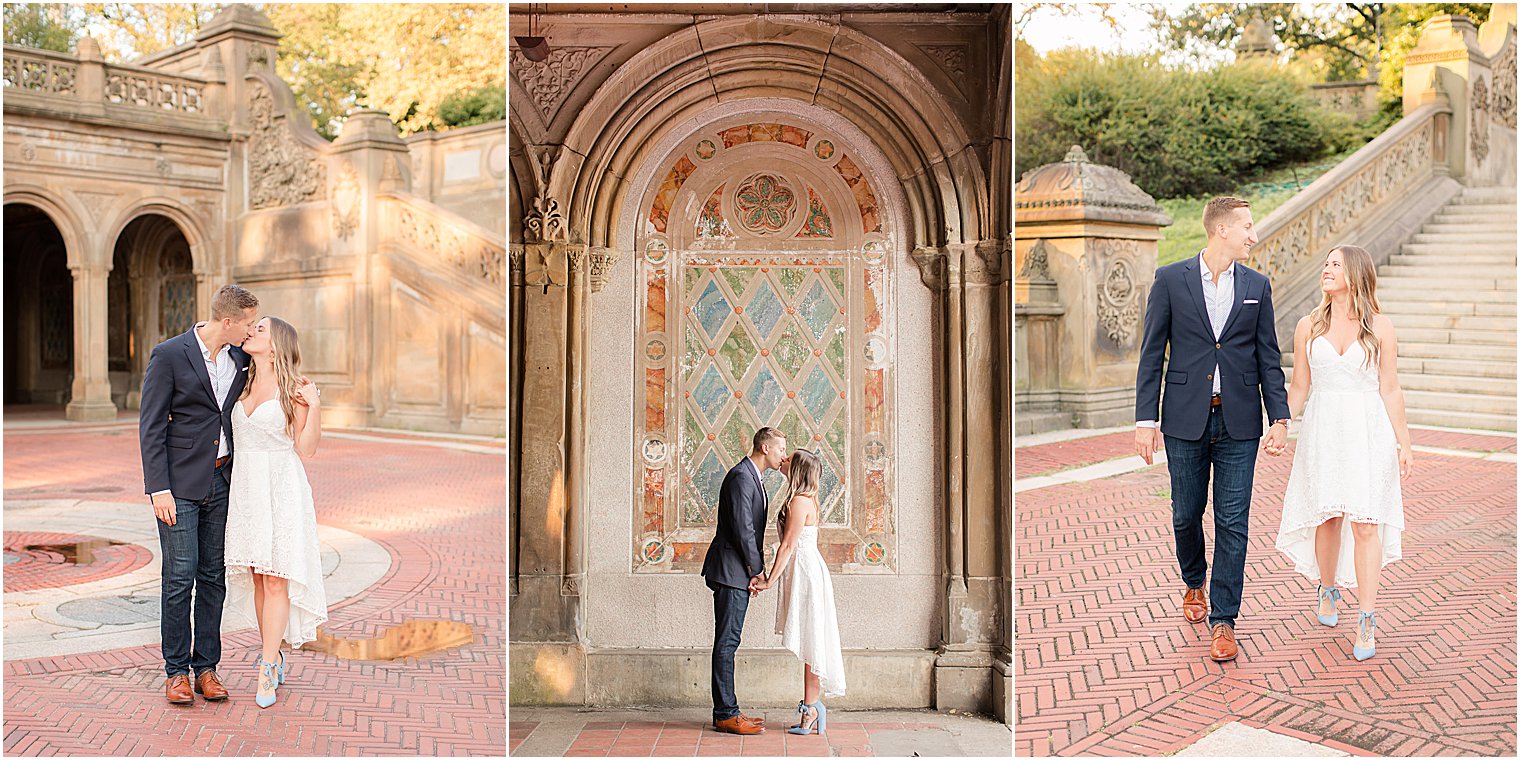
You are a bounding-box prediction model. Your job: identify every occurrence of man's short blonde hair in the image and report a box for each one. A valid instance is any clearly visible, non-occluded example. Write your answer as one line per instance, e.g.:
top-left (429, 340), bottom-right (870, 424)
top-left (1203, 197), bottom-right (1251, 238)
top-left (752, 426), bottom-right (786, 453)
top-left (210, 285), bottom-right (258, 320)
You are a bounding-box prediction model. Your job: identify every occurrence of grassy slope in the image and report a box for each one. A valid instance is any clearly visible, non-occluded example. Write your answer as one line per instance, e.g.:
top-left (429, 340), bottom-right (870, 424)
top-left (1155, 149), bottom-right (1357, 266)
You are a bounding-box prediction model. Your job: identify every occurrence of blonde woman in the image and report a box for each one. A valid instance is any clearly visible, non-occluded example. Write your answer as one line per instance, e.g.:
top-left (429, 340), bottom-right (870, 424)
top-left (223, 317), bottom-right (329, 707)
top-left (748, 449), bottom-right (846, 734)
top-left (1274, 245), bottom-right (1411, 661)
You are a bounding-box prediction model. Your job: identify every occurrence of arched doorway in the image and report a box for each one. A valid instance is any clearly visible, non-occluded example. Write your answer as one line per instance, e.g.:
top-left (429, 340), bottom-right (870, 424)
top-left (109, 215), bottom-right (196, 409)
top-left (3, 204), bottom-right (74, 408)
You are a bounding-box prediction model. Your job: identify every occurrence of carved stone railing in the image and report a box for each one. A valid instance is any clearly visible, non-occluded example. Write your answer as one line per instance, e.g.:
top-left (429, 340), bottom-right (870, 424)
top-left (381, 194), bottom-right (506, 292)
top-left (2, 46), bottom-right (79, 97)
top-left (1247, 103), bottom-right (1451, 340)
top-left (103, 62), bottom-right (206, 114)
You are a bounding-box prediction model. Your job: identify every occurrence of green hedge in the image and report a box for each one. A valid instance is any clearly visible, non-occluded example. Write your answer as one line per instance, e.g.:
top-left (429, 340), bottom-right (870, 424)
top-left (436, 86), bottom-right (506, 129)
top-left (1016, 49), bottom-right (1347, 199)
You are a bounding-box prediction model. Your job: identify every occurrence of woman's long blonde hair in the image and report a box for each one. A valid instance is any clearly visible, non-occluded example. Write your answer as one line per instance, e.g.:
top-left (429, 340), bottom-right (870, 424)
top-left (240, 316), bottom-right (304, 440)
top-left (777, 449), bottom-right (821, 533)
top-left (1308, 244), bottom-right (1381, 369)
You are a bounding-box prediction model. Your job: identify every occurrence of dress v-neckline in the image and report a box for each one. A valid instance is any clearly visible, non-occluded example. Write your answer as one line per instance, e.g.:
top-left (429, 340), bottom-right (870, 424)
top-left (1318, 335), bottom-right (1358, 357)
top-left (242, 393), bottom-right (276, 418)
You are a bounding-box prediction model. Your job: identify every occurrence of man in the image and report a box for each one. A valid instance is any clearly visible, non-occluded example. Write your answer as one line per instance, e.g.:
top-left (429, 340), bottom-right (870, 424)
top-left (139, 285), bottom-right (259, 704)
top-left (700, 426), bottom-right (787, 734)
top-left (1135, 197), bottom-right (1290, 663)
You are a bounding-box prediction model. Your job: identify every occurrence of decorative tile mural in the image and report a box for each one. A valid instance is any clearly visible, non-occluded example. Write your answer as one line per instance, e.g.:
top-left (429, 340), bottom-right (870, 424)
top-left (636, 123), bottom-right (895, 575)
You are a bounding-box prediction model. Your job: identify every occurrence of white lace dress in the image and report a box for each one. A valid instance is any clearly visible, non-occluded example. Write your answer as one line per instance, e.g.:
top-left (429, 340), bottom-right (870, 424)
top-left (773, 524), bottom-right (847, 697)
top-left (223, 393), bottom-right (328, 647)
top-left (1276, 336), bottom-right (1404, 588)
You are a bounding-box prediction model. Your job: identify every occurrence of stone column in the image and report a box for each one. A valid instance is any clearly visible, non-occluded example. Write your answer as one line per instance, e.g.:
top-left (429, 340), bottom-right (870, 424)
top-left (65, 263), bottom-right (117, 422)
top-left (1013, 145), bottom-right (1172, 433)
top-left (1402, 14), bottom-right (1507, 184)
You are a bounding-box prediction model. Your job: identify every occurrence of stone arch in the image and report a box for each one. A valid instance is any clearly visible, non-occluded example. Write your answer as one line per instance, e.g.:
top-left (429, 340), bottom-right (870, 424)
top-left (2, 185), bottom-right (87, 269)
top-left (556, 16), bottom-right (988, 254)
top-left (103, 198), bottom-right (213, 274)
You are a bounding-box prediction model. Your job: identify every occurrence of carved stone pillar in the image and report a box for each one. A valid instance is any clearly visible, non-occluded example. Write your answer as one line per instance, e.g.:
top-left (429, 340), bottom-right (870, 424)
top-left (1014, 145), bottom-right (1171, 433)
top-left (66, 263), bottom-right (117, 422)
top-left (1402, 13), bottom-right (1512, 184)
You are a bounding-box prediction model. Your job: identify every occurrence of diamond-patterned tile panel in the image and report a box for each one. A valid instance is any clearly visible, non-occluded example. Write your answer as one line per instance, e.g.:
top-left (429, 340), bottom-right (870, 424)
top-left (691, 363), bottom-right (730, 424)
top-left (717, 321), bottom-right (758, 384)
top-left (692, 279), bottom-right (731, 340)
top-left (800, 364), bottom-right (835, 423)
top-left (745, 279), bottom-right (785, 341)
top-left (799, 280), bottom-right (837, 340)
top-left (746, 364), bottom-right (786, 421)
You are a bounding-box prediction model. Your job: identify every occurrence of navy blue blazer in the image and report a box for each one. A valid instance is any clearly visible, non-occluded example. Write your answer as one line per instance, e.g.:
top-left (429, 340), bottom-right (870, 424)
top-left (1135, 256), bottom-right (1290, 441)
top-left (139, 328), bottom-right (250, 502)
top-left (700, 459), bottom-right (769, 591)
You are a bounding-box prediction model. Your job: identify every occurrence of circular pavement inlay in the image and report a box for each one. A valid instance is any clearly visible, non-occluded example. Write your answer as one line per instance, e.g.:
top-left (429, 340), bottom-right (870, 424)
top-left (56, 594), bottom-right (161, 626)
top-left (4, 552), bottom-right (19, 565)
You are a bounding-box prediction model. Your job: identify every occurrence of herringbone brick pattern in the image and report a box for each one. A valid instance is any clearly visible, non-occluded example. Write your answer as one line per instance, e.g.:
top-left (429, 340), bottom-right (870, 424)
top-left (515, 719), bottom-right (951, 757)
top-left (1016, 432), bottom-right (1134, 479)
top-left (3, 425), bottom-right (506, 756)
top-left (1016, 440), bottom-right (1516, 757)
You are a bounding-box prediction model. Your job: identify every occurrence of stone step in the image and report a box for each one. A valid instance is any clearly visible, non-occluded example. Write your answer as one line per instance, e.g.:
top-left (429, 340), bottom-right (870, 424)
top-left (1400, 372), bottom-right (1516, 395)
top-left (1378, 275), bottom-right (1516, 290)
top-left (1393, 324), bottom-right (1517, 343)
top-left (1399, 356), bottom-right (1517, 378)
top-left (1419, 222), bottom-right (1518, 235)
top-left (1409, 231), bottom-right (1518, 244)
top-left (1377, 285), bottom-right (1515, 302)
top-left (1396, 244), bottom-right (1515, 258)
top-left (1404, 389), bottom-right (1515, 415)
top-left (1453, 188), bottom-right (1517, 203)
top-left (1397, 341), bottom-right (1517, 361)
top-left (1433, 207), bottom-right (1520, 220)
top-left (1392, 250), bottom-right (1513, 266)
top-left (1405, 406), bottom-right (1516, 432)
top-left (1385, 301), bottom-right (1516, 317)
top-left (1379, 313), bottom-right (1516, 332)
top-left (1380, 263), bottom-right (1519, 277)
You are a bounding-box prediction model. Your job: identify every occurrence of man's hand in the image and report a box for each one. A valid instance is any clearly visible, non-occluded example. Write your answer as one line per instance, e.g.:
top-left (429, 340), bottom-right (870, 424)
top-left (747, 574), bottom-right (767, 597)
top-left (1135, 427), bottom-right (1160, 465)
top-left (151, 492), bottom-right (177, 526)
top-left (1263, 423), bottom-right (1288, 456)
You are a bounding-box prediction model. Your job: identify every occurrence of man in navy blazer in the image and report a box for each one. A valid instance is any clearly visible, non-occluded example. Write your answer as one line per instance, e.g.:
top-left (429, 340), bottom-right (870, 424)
top-left (139, 285), bottom-right (259, 705)
top-left (1135, 197), bottom-right (1290, 663)
top-left (701, 426), bottom-right (787, 734)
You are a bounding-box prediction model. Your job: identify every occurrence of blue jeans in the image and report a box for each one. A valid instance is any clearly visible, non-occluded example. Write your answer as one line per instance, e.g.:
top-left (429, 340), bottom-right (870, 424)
top-left (156, 461), bottom-right (230, 677)
top-left (1164, 406), bottom-right (1258, 628)
top-left (710, 584), bottom-right (750, 721)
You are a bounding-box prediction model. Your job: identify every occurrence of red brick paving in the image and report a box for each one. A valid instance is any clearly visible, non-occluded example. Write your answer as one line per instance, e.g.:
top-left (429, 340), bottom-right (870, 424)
top-left (1016, 441), bottom-right (1517, 757)
top-left (1017, 428), bottom-right (1516, 481)
top-left (2, 420), bottom-right (506, 756)
top-left (3, 531), bottom-right (152, 592)
top-left (511, 720), bottom-right (952, 757)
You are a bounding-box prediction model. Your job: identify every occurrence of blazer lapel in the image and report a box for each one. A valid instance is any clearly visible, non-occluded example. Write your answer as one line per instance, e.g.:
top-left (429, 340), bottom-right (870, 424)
top-left (224, 346), bottom-right (250, 413)
top-left (182, 333), bottom-right (216, 405)
top-left (1181, 257), bottom-right (1213, 335)
top-left (1218, 266), bottom-right (1251, 338)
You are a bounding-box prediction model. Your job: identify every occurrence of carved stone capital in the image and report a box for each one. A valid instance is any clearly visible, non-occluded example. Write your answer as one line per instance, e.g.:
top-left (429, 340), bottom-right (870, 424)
top-left (965, 240), bottom-right (1007, 285)
top-left (523, 242), bottom-right (568, 289)
top-left (911, 246), bottom-right (947, 290)
top-left (525, 194), bottom-right (567, 244)
top-left (566, 245), bottom-right (587, 275)
top-left (509, 245), bottom-right (525, 285)
top-left (588, 247), bottom-right (620, 293)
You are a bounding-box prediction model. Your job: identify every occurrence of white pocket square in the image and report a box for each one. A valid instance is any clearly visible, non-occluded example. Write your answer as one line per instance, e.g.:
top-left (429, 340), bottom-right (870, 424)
top-left (1243, 299), bottom-right (1259, 304)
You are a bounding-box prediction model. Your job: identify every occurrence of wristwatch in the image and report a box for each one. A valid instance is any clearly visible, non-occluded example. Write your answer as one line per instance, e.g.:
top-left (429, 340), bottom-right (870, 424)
top-left (1271, 419), bottom-right (1290, 428)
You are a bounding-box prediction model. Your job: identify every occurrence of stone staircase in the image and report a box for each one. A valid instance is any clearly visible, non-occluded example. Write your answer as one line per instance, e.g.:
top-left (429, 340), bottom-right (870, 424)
top-left (1285, 187), bottom-right (1517, 432)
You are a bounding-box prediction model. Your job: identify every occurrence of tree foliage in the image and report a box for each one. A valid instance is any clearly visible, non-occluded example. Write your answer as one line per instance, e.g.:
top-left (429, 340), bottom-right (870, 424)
top-left (2, 3), bottom-right (85, 53)
top-left (1151, 3), bottom-right (1387, 81)
top-left (76, 3), bottom-right (222, 60)
top-left (1016, 48), bottom-right (1346, 199)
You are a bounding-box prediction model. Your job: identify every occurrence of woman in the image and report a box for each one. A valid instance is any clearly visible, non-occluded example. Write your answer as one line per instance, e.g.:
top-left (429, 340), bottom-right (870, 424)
top-left (224, 317), bottom-right (328, 707)
top-left (749, 449), bottom-right (846, 734)
top-left (1275, 245), bottom-right (1412, 661)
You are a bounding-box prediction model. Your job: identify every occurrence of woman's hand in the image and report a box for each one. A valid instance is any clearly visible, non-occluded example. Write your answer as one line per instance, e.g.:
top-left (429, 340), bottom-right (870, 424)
top-left (1398, 443), bottom-right (1414, 480)
top-left (296, 378), bottom-right (321, 408)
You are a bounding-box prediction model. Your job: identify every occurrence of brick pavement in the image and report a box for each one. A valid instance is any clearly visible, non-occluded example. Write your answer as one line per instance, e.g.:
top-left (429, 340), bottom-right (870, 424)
top-left (1016, 438), bottom-right (1517, 757)
top-left (4, 531), bottom-right (153, 592)
top-left (2, 418), bottom-right (506, 756)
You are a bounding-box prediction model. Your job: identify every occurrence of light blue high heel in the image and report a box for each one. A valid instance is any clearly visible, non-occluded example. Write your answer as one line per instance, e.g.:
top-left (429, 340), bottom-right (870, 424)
top-left (277, 650), bottom-right (286, 685)
top-left (787, 700), bottom-right (826, 735)
top-left (1353, 611), bottom-right (1377, 661)
top-left (1316, 585), bottom-right (1342, 626)
top-left (255, 659), bottom-right (279, 708)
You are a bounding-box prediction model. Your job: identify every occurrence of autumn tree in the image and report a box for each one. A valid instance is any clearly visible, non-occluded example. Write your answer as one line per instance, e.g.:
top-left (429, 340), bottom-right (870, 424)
top-left (2, 3), bottom-right (86, 53)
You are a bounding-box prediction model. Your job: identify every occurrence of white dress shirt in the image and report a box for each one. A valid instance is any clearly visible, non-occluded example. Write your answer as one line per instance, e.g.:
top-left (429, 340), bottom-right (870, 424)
top-left (1138, 251), bottom-right (1233, 428)
top-left (193, 323), bottom-right (237, 459)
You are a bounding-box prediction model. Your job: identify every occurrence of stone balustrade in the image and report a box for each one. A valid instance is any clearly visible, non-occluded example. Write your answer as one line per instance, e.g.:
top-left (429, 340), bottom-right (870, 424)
top-left (102, 62), bottom-right (206, 114)
top-left (382, 194), bottom-right (506, 288)
top-left (2, 47), bottom-right (79, 98)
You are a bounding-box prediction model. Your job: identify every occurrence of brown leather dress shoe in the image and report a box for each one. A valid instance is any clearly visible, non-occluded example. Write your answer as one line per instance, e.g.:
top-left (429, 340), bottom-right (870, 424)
top-left (1182, 587), bottom-right (1208, 624)
top-left (713, 715), bottom-right (765, 734)
top-left (194, 670), bottom-right (229, 701)
top-left (738, 713), bottom-right (765, 725)
top-left (165, 674), bottom-right (193, 705)
top-left (1210, 623), bottom-right (1238, 662)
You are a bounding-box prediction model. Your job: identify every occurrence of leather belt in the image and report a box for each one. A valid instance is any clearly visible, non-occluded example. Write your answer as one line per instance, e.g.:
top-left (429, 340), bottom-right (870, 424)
top-left (1210, 395), bottom-right (1222, 408)
top-left (215, 455), bottom-right (232, 469)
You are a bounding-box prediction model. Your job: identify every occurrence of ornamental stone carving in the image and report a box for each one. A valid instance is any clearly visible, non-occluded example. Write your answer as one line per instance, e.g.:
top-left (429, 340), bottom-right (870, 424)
top-left (1493, 40), bottom-right (1517, 129)
top-left (331, 160), bottom-right (360, 239)
top-left (1092, 240), bottom-right (1142, 347)
top-left (1471, 75), bottom-right (1491, 166)
top-left (511, 46), bottom-right (611, 123)
top-left (524, 195), bottom-right (566, 243)
top-left (248, 82), bottom-right (326, 209)
top-left (911, 246), bottom-right (947, 290)
top-left (1019, 238), bottom-right (1054, 281)
top-left (733, 173), bottom-right (797, 235)
top-left (589, 247), bottom-right (619, 293)
top-left (1015, 145), bottom-right (1172, 227)
top-left (921, 44), bottom-right (969, 85)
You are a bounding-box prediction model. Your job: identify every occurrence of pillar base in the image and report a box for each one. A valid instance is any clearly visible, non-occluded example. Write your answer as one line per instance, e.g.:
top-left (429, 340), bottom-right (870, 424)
top-left (65, 399), bottom-right (118, 422)
top-left (933, 647), bottom-right (996, 716)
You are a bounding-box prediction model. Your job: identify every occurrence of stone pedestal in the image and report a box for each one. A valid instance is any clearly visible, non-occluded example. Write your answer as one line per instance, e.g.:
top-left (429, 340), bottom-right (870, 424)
top-left (1403, 11), bottom-right (1518, 187)
top-left (1014, 146), bottom-right (1171, 434)
top-left (65, 263), bottom-right (117, 422)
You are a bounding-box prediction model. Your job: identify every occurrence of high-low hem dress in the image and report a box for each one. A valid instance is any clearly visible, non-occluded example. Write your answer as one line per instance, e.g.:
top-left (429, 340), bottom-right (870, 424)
top-left (773, 524), bottom-right (847, 698)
